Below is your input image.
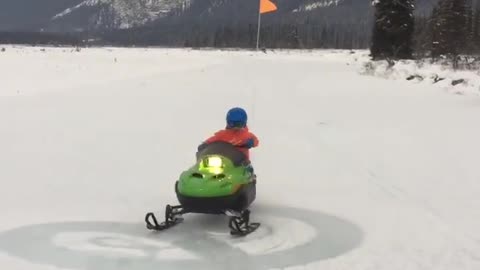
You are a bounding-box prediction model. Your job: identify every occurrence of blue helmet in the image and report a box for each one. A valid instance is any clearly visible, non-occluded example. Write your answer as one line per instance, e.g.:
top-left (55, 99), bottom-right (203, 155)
top-left (226, 107), bottom-right (248, 128)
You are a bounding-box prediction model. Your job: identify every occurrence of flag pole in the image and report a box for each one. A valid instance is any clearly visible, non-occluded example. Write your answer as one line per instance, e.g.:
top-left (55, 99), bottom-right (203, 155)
top-left (256, 6), bottom-right (261, 50)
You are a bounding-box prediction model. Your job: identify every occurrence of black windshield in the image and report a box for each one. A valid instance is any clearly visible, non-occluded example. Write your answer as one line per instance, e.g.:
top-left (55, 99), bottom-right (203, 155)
top-left (196, 141), bottom-right (247, 166)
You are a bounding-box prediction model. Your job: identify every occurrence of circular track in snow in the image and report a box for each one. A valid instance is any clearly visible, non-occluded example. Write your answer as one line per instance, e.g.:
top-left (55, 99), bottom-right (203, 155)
top-left (0, 205), bottom-right (363, 270)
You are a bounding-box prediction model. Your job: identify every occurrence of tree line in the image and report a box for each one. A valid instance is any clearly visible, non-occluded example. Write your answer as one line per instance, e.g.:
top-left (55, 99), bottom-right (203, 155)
top-left (102, 21), bottom-right (371, 49)
top-left (371, 0), bottom-right (480, 62)
top-left (0, 31), bottom-right (84, 46)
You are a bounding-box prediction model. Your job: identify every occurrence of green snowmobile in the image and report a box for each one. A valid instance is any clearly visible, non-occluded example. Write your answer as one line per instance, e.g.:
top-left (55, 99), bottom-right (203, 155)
top-left (145, 141), bottom-right (259, 236)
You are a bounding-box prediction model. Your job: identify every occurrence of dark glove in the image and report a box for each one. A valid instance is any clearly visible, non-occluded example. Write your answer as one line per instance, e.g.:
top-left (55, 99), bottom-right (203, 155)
top-left (241, 138), bottom-right (255, 149)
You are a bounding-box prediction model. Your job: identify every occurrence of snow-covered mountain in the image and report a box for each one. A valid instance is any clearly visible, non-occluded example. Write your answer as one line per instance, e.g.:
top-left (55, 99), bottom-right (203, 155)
top-left (0, 0), bottom-right (440, 32)
top-left (293, 0), bottom-right (343, 12)
top-left (46, 0), bottom-right (354, 31)
top-left (49, 0), bottom-right (191, 31)
top-left (0, 0), bottom-right (82, 31)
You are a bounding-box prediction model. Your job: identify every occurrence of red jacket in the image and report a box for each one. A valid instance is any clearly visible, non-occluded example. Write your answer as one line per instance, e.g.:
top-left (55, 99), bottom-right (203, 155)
top-left (204, 126), bottom-right (259, 159)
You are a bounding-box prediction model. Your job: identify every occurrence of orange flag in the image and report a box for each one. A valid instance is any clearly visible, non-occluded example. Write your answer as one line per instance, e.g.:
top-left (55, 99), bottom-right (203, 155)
top-left (260, 0), bottom-right (277, 14)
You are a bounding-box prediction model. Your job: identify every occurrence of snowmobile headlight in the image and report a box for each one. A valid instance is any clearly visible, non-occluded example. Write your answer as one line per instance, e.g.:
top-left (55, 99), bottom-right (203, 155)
top-left (201, 156), bottom-right (224, 175)
top-left (206, 156), bottom-right (223, 167)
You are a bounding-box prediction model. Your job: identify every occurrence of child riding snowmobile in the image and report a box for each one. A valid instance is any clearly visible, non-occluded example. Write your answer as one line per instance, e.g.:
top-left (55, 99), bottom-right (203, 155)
top-left (145, 107), bottom-right (260, 236)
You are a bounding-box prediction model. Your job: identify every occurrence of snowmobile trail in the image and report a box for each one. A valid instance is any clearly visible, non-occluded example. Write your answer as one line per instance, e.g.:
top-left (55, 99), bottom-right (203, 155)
top-left (0, 205), bottom-right (363, 270)
top-left (1, 47), bottom-right (480, 270)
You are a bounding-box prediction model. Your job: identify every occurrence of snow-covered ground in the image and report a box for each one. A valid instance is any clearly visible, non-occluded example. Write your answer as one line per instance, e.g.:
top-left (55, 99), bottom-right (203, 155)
top-left (1, 46), bottom-right (480, 270)
top-left (357, 53), bottom-right (480, 96)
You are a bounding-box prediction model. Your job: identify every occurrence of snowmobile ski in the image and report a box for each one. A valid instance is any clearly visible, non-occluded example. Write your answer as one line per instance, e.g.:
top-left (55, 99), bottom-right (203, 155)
top-left (230, 222), bottom-right (260, 236)
top-left (227, 209), bottom-right (260, 236)
top-left (145, 205), bottom-right (185, 231)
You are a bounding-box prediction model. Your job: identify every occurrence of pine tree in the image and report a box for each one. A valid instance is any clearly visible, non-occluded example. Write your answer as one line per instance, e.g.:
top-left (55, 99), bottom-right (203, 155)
top-left (465, 1), bottom-right (475, 53)
top-left (370, 0), bottom-right (415, 60)
top-left (412, 14), bottom-right (429, 55)
top-left (432, 0), bottom-right (468, 57)
top-left (430, 7), bottom-right (443, 58)
top-left (474, 6), bottom-right (480, 52)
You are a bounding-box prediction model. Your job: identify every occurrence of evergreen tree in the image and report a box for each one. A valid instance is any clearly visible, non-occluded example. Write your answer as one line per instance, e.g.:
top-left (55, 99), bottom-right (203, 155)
top-left (432, 0), bottom-right (468, 57)
top-left (370, 0), bottom-right (415, 60)
top-left (473, 6), bottom-right (480, 52)
top-left (430, 6), bottom-right (443, 58)
top-left (465, 1), bottom-right (475, 53)
top-left (412, 14), bottom-right (429, 55)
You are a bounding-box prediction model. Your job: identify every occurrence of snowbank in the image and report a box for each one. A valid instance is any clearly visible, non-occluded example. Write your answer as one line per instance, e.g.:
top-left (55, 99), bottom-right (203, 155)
top-left (356, 52), bottom-right (480, 96)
